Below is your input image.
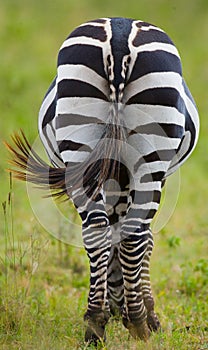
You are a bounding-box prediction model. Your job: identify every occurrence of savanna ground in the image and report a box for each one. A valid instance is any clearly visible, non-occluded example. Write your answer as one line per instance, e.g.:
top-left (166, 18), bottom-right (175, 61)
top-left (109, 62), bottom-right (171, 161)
top-left (0, 0), bottom-right (208, 349)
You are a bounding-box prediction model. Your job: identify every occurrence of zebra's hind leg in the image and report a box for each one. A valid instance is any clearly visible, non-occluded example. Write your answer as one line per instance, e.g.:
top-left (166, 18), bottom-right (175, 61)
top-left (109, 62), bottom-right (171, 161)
top-left (141, 229), bottom-right (161, 332)
top-left (107, 244), bottom-right (124, 317)
top-left (119, 184), bottom-right (164, 341)
top-left (83, 223), bottom-right (111, 345)
top-left (78, 195), bottom-right (112, 345)
top-left (120, 218), bottom-right (150, 341)
top-left (120, 226), bottom-right (151, 341)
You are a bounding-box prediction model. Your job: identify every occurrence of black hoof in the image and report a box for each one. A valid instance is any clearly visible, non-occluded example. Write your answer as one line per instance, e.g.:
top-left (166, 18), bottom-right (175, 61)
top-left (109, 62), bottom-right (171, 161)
top-left (84, 310), bottom-right (109, 345)
top-left (147, 311), bottom-right (162, 332)
top-left (85, 324), bottom-right (106, 345)
top-left (123, 317), bottom-right (151, 341)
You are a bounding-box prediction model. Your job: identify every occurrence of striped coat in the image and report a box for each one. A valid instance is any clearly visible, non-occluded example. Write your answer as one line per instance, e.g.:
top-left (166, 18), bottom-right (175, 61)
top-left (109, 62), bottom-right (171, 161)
top-left (7, 18), bottom-right (199, 344)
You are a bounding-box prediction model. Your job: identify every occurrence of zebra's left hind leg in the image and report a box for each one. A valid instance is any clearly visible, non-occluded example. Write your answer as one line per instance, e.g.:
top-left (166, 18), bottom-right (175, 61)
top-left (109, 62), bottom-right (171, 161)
top-left (76, 192), bottom-right (112, 345)
top-left (107, 244), bottom-right (124, 317)
top-left (141, 229), bottom-right (161, 332)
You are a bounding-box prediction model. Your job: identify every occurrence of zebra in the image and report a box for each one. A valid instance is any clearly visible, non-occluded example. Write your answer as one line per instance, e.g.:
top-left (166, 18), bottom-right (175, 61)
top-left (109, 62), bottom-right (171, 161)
top-left (7, 17), bottom-right (199, 344)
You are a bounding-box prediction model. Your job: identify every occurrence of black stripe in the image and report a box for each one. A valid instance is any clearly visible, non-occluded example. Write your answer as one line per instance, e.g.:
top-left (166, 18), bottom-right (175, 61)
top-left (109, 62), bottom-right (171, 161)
top-left (43, 77), bottom-right (56, 99)
top-left (42, 100), bottom-right (56, 129)
top-left (74, 192), bottom-right (103, 209)
top-left (132, 123), bottom-right (184, 138)
top-left (110, 18), bottom-right (132, 90)
top-left (121, 244), bottom-right (148, 258)
top-left (56, 113), bottom-right (103, 128)
top-left (58, 45), bottom-right (106, 79)
top-left (121, 240), bottom-right (149, 258)
top-left (128, 51), bottom-right (182, 83)
top-left (144, 149), bottom-right (176, 162)
top-left (137, 21), bottom-right (157, 28)
top-left (68, 25), bottom-right (107, 42)
top-left (57, 140), bottom-right (92, 153)
top-left (127, 87), bottom-right (184, 112)
top-left (108, 213), bottom-right (119, 225)
top-left (141, 171), bottom-right (165, 183)
top-left (107, 278), bottom-right (123, 288)
top-left (57, 79), bottom-right (108, 101)
top-left (180, 80), bottom-right (197, 162)
top-left (182, 78), bottom-right (196, 107)
top-left (41, 123), bottom-right (63, 163)
top-left (125, 208), bottom-right (157, 220)
top-left (134, 150), bottom-right (176, 172)
top-left (89, 19), bottom-right (107, 24)
top-left (133, 27), bottom-right (174, 46)
top-left (130, 190), bottom-right (161, 204)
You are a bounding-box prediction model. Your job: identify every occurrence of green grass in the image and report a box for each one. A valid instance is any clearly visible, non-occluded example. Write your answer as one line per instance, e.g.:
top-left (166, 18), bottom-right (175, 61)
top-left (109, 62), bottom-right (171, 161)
top-left (0, 0), bottom-right (208, 349)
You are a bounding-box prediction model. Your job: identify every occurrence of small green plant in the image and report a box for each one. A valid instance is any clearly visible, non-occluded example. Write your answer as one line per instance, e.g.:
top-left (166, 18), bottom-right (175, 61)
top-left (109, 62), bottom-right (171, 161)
top-left (167, 235), bottom-right (181, 248)
top-left (179, 258), bottom-right (208, 296)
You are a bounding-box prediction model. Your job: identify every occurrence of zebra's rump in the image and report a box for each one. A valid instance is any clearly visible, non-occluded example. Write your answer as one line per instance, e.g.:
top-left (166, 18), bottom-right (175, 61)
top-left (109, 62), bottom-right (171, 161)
top-left (37, 17), bottom-right (199, 194)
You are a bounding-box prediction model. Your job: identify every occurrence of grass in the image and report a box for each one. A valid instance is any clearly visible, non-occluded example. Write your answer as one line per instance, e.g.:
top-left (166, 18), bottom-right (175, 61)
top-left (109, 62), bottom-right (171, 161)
top-left (0, 0), bottom-right (208, 349)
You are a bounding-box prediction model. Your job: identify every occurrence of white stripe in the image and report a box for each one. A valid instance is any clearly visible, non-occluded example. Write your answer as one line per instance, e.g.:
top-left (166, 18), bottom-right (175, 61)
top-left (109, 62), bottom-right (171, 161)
top-left (140, 25), bottom-right (165, 33)
top-left (38, 83), bottom-right (56, 132)
top-left (166, 131), bottom-right (191, 176)
top-left (124, 216), bottom-right (152, 224)
top-left (182, 86), bottom-right (199, 147)
top-left (135, 42), bottom-right (180, 58)
top-left (125, 71), bottom-right (199, 153)
top-left (131, 202), bottom-right (159, 210)
top-left (131, 181), bottom-right (162, 192)
top-left (124, 71), bottom-right (183, 102)
top-left (79, 20), bottom-right (107, 28)
top-left (138, 160), bottom-right (171, 175)
top-left (61, 150), bottom-right (90, 163)
top-left (57, 64), bottom-right (108, 97)
top-left (56, 97), bottom-right (109, 122)
top-left (46, 125), bottom-right (64, 167)
top-left (123, 104), bottom-right (185, 131)
top-left (120, 248), bottom-right (149, 264)
top-left (60, 36), bottom-right (104, 50)
top-left (38, 83), bottom-right (65, 167)
top-left (128, 133), bottom-right (182, 153)
top-left (127, 21), bottom-right (140, 81)
top-left (56, 124), bottom-right (104, 144)
top-left (46, 124), bottom-right (60, 159)
top-left (38, 125), bottom-right (64, 168)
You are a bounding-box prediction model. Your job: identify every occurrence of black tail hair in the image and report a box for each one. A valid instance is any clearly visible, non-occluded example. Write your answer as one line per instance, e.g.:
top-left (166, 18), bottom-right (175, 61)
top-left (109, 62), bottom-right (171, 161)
top-left (5, 112), bottom-right (127, 200)
top-left (5, 131), bottom-right (67, 197)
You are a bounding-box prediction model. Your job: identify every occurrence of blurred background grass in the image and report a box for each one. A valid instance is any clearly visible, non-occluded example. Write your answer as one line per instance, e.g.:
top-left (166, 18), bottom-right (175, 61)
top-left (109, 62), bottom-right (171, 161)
top-left (0, 0), bottom-right (208, 348)
top-left (1, 0), bottom-right (208, 246)
top-left (1, 0), bottom-right (208, 193)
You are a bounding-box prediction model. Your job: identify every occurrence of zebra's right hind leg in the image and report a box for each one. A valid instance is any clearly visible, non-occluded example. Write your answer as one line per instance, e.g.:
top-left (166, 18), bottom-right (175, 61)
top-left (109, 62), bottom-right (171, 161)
top-left (141, 229), bottom-right (161, 333)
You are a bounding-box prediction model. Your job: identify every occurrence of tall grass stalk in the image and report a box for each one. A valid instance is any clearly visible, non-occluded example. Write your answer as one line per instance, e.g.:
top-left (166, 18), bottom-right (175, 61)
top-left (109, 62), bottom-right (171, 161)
top-left (0, 176), bottom-right (47, 340)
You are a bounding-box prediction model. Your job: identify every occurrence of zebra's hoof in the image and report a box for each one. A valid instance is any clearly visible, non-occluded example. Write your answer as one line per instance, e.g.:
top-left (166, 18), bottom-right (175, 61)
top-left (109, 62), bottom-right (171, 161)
top-left (123, 318), bottom-right (151, 341)
top-left (85, 324), bottom-right (106, 346)
top-left (84, 310), bottom-right (109, 345)
top-left (147, 310), bottom-right (162, 332)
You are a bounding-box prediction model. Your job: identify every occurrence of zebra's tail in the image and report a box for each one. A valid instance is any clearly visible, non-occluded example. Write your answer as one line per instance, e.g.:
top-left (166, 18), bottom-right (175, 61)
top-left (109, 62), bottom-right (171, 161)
top-left (5, 131), bottom-right (67, 197)
top-left (5, 107), bottom-right (127, 199)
